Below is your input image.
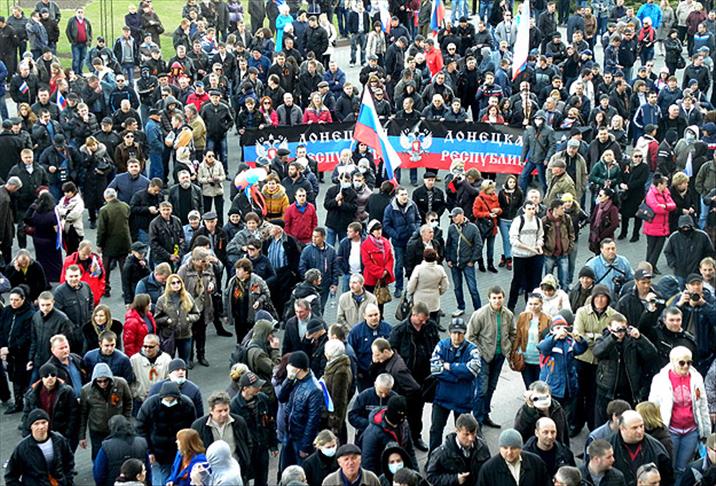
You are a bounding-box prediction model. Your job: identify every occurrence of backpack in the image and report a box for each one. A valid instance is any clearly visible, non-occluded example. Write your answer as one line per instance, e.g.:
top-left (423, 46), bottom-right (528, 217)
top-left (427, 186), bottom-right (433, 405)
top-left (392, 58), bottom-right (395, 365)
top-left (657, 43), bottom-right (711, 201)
top-left (229, 334), bottom-right (260, 368)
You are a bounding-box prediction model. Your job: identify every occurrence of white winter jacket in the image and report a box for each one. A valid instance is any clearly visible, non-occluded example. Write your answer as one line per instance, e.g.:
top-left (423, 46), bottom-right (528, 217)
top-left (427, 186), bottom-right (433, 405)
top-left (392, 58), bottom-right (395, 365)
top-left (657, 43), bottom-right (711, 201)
top-left (648, 364), bottom-right (711, 438)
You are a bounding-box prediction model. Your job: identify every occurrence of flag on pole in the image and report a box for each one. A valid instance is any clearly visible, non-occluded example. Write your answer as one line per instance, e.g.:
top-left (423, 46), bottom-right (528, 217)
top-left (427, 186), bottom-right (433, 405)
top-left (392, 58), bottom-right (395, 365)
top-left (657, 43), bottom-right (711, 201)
top-left (512, 0), bottom-right (531, 80)
top-left (56, 91), bottom-right (66, 111)
top-left (354, 90), bottom-right (402, 180)
top-left (685, 150), bottom-right (693, 177)
top-left (430, 0), bottom-right (445, 32)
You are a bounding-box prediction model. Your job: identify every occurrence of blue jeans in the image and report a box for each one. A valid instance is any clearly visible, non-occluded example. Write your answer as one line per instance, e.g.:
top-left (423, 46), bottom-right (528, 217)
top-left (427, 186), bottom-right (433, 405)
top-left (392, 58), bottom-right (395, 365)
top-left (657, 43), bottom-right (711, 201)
top-left (71, 43), bottom-right (87, 74)
top-left (499, 218), bottom-right (513, 259)
top-left (350, 32), bottom-right (367, 64)
top-left (520, 363), bottom-right (541, 389)
top-left (394, 245), bottom-right (406, 292)
top-left (543, 255), bottom-right (570, 290)
top-left (175, 337), bottom-right (192, 362)
top-left (326, 227), bottom-right (338, 248)
top-left (518, 160), bottom-right (547, 194)
top-left (451, 0), bottom-right (469, 22)
top-left (639, 45), bottom-right (655, 65)
top-left (671, 428), bottom-right (700, 477)
top-left (137, 229), bottom-right (149, 245)
top-left (700, 199), bottom-right (709, 229)
top-left (122, 62), bottom-right (135, 84)
top-left (450, 265), bottom-right (482, 311)
top-left (479, 0), bottom-right (493, 22)
top-left (207, 135), bottom-right (228, 172)
top-left (567, 248), bottom-right (577, 288)
top-left (152, 462), bottom-right (172, 485)
top-left (478, 354), bottom-right (506, 423)
top-left (148, 151), bottom-right (164, 180)
top-left (336, 6), bottom-right (348, 36)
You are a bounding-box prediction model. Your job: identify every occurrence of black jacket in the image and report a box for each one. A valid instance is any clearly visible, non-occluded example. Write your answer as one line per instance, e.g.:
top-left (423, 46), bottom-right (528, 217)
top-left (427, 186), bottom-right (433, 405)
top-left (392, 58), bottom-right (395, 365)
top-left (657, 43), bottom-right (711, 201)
top-left (303, 449), bottom-right (338, 486)
top-left (191, 413), bottom-right (253, 481)
top-left (348, 387), bottom-right (398, 444)
top-left (476, 451), bottom-right (549, 486)
top-left (426, 432), bottom-right (491, 486)
top-left (578, 463), bottom-right (626, 486)
top-left (199, 101), bottom-right (234, 137)
top-left (21, 380), bottom-right (78, 440)
top-left (514, 401), bottom-right (571, 448)
top-left (230, 391), bottom-right (277, 451)
top-left (4, 431), bottom-right (75, 486)
top-left (389, 319), bottom-right (440, 381)
top-left (412, 185), bottom-right (447, 221)
top-left (52, 282), bottom-right (93, 346)
top-left (369, 351), bottom-right (421, 398)
top-left (136, 393), bottom-right (197, 465)
top-left (324, 184), bottom-right (358, 234)
top-left (148, 214), bottom-right (184, 266)
top-left (0, 301), bottom-right (35, 359)
top-left (642, 321), bottom-right (697, 370)
top-left (609, 431), bottom-right (673, 486)
top-left (593, 330), bottom-right (658, 403)
top-left (128, 188), bottom-right (162, 236)
top-left (304, 25), bottom-right (328, 58)
top-left (29, 309), bottom-right (74, 366)
top-left (7, 163), bottom-right (49, 213)
top-left (522, 436), bottom-right (575, 477)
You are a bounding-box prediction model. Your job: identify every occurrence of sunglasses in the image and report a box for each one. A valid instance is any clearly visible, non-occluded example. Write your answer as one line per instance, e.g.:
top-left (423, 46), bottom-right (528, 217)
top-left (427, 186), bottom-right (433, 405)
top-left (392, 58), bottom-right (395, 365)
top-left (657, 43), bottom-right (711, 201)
top-left (143, 344), bottom-right (157, 349)
top-left (42, 373), bottom-right (57, 378)
top-left (613, 327), bottom-right (628, 333)
top-left (634, 155), bottom-right (643, 158)
top-left (679, 360), bottom-right (693, 367)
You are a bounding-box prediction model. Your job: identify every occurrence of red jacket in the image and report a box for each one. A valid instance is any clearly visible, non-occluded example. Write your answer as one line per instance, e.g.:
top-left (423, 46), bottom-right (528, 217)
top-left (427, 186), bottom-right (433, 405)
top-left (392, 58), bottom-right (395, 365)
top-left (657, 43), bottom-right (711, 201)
top-left (425, 47), bottom-right (444, 77)
top-left (302, 108), bottom-right (333, 124)
top-left (186, 91), bottom-right (210, 111)
top-left (643, 185), bottom-right (676, 237)
top-left (284, 202), bottom-right (318, 244)
top-left (60, 252), bottom-right (106, 306)
top-left (123, 308), bottom-right (157, 357)
top-left (472, 191), bottom-right (502, 236)
top-left (361, 236), bottom-right (395, 287)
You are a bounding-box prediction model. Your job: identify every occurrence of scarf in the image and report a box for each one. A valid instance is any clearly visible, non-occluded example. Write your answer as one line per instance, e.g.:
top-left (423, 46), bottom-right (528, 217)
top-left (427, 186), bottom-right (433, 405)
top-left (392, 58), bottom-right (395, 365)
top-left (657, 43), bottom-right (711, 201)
top-left (368, 234), bottom-right (385, 252)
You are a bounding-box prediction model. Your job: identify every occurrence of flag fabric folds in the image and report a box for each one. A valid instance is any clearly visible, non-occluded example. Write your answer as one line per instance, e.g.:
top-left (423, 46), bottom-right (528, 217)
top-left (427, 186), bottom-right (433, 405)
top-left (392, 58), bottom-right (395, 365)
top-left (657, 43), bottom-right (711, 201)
top-left (354, 90), bottom-right (402, 180)
top-left (512, 0), bottom-right (531, 80)
top-left (430, 0), bottom-right (445, 32)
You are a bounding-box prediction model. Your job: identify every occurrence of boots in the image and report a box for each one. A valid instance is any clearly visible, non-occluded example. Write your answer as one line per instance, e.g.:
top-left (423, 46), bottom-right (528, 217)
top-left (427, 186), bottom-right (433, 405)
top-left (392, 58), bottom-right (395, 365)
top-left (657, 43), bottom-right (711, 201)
top-left (506, 258), bottom-right (513, 270)
top-left (487, 261), bottom-right (498, 273)
top-left (214, 317), bottom-right (233, 337)
top-left (498, 255), bottom-right (506, 267)
top-left (477, 258), bottom-right (486, 272)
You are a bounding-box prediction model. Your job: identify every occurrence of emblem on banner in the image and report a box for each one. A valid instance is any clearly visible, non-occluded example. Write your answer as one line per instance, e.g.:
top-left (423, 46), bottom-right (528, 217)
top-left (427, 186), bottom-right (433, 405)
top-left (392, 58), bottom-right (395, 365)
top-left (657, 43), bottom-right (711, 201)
top-left (255, 134), bottom-right (289, 161)
top-left (399, 126), bottom-right (433, 162)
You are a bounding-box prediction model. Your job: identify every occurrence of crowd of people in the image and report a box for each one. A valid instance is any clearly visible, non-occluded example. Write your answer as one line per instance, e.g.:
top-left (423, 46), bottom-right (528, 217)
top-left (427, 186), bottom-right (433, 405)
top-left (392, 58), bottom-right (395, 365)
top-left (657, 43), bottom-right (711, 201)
top-left (2, 0), bottom-right (716, 484)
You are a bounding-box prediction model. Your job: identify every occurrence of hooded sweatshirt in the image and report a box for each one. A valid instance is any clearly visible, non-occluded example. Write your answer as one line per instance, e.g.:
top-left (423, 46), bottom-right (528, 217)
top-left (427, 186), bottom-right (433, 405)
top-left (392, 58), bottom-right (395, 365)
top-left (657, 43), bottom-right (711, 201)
top-left (205, 440), bottom-right (244, 485)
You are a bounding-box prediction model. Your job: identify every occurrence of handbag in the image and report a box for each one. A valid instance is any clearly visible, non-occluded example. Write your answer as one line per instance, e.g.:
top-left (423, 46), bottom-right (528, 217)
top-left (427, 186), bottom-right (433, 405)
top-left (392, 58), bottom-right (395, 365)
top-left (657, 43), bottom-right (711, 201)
top-left (395, 292), bottom-right (412, 321)
top-left (677, 55), bottom-right (686, 69)
top-left (476, 218), bottom-right (494, 239)
top-left (374, 278), bottom-right (392, 305)
top-left (635, 201), bottom-right (656, 222)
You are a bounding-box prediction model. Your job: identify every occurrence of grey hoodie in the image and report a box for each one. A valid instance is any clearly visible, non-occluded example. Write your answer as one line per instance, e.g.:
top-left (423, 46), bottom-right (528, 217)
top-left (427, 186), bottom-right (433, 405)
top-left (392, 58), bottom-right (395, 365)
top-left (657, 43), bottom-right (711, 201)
top-left (206, 440), bottom-right (243, 486)
top-left (92, 362), bottom-right (113, 381)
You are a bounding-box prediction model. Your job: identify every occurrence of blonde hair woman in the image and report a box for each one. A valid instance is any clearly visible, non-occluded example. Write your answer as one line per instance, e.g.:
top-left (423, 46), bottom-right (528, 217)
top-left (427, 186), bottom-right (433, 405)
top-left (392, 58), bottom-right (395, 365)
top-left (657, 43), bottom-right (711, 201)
top-left (302, 429), bottom-right (338, 486)
top-left (648, 346), bottom-right (710, 477)
top-left (154, 274), bottom-right (199, 364)
top-left (636, 401), bottom-right (673, 459)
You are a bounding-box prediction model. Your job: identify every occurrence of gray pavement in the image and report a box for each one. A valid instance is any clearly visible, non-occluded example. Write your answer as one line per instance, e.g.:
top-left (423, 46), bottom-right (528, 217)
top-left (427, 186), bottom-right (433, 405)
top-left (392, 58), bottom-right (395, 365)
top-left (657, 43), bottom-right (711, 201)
top-left (0, 21), bottom-right (670, 485)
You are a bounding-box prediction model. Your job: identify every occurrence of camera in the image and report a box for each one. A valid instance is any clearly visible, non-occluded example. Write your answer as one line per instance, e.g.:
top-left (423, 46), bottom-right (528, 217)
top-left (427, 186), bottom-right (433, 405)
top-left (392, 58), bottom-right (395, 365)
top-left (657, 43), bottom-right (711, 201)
top-left (690, 292), bottom-right (701, 302)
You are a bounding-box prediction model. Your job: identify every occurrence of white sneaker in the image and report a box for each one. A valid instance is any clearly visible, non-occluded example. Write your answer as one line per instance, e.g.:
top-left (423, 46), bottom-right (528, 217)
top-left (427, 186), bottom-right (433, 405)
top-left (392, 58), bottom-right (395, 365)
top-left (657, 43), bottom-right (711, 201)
top-left (452, 309), bottom-right (465, 317)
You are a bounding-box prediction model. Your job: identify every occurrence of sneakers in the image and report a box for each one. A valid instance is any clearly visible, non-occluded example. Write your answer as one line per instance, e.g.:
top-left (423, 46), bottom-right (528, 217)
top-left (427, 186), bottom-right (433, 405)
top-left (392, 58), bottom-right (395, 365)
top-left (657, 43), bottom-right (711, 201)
top-left (452, 309), bottom-right (465, 317)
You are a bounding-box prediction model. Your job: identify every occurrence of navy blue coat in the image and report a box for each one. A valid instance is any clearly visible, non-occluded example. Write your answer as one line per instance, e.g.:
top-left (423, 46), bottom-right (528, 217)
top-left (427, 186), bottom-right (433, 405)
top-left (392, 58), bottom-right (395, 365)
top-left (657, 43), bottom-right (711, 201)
top-left (383, 198), bottom-right (420, 248)
top-left (348, 388), bottom-right (398, 444)
top-left (277, 372), bottom-right (326, 454)
top-left (347, 320), bottom-right (393, 375)
top-left (431, 338), bottom-right (481, 414)
top-left (148, 379), bottom-right (204, 417)
top-left (299, 243), bottom-right (339, 286)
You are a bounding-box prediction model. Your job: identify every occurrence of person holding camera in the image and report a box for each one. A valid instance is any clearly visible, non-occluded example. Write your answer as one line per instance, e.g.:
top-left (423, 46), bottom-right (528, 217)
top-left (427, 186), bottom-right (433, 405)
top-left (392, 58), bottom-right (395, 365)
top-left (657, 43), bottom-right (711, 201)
top-left (674, 273), bottom-right (716, 374)
top-left (514, 380), bottom-right (571, 447)
top-left (585, 238), bottom-right (634, 297)
top-left (616, 268), bottom-right (665, 332)
top-left (592, 313), bottom-right (658, 426)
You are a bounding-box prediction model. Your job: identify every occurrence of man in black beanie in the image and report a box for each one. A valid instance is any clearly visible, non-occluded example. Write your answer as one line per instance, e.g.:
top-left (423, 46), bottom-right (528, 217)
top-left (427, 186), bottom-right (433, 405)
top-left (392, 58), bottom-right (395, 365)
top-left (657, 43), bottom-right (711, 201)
top-left (279, 350), bottom-right (325, 470)
top-left (360, 395), bottom-right (419, 475)
top-left (5, 408), bottom-right (76, 485)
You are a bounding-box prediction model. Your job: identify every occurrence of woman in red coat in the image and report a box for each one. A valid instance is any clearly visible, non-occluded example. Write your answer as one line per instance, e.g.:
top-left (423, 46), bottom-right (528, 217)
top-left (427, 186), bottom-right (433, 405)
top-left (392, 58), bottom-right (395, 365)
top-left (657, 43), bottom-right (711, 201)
top-left (472, 179), bottom-right (502, 273)
top-left (642, 173), bottom-right (677, 273)
top-left (361, 220), bottom-right (395, 310)
top-left (122, 293), bottom-right (156, 357)
top-left (302, 92), bottom-right (333, 124)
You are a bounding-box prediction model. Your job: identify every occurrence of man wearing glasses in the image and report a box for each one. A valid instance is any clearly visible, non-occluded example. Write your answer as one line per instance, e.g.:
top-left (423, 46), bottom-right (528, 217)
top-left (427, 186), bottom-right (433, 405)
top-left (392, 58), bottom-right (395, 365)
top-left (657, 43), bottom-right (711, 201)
top-left (129, 333), bottom-right (171, 412)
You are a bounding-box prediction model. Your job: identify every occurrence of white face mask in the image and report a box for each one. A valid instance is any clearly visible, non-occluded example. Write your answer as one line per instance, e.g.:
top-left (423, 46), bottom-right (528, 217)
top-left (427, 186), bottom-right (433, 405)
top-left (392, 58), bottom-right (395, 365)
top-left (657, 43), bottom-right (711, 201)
top-left (340, 182), bottom-right (351, 189)
top-left (321, 446), bottom-right (337, 457)
top-left (388, 462), bottom-right (404, 474)
top-left (353, 182), bottom-right (363, 190)
top-left (534, 119), bottom-right (544, 127)
top-left (162, 398), bottom-right (177, 407)
top-left (430, 221), bottom-right (439, 229)
top-left (171, 375), bottom-right (186, 385)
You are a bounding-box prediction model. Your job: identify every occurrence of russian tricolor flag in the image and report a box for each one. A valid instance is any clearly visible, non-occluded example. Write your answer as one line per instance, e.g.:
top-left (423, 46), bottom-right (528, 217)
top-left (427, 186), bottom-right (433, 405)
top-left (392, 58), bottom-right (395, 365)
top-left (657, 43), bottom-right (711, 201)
top-left (354, 89), bottom-right (402, 180)
top-left (56, 91), bottom-right (66, 111)
top-left (19, 81), bottom-right (28, 94)
top-left (512, 0), bottom-right (531, 80)
top-left (430, 0), bottom-right (445, 32)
